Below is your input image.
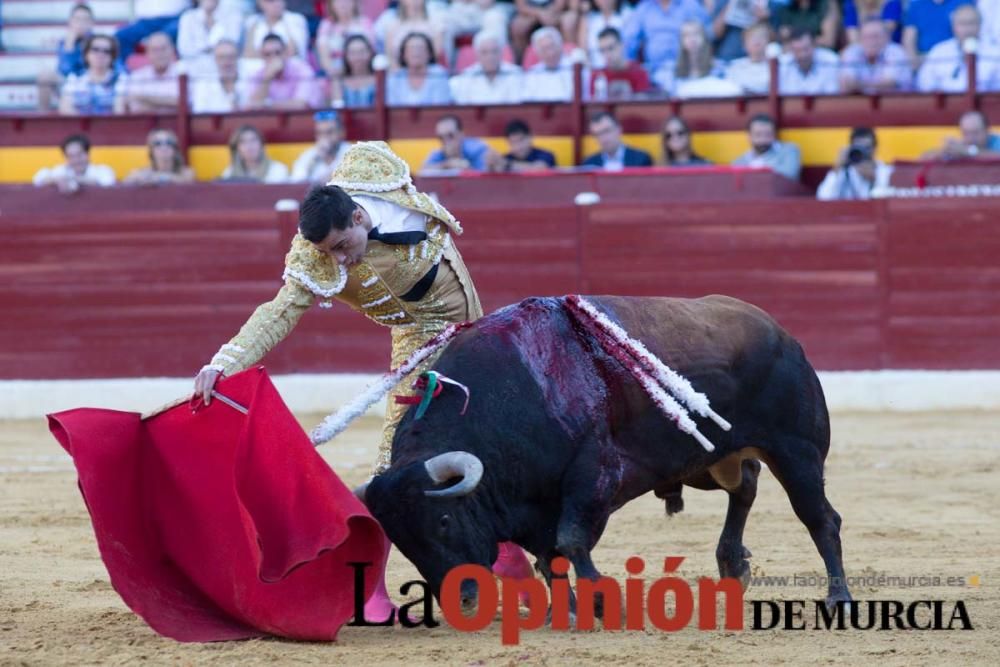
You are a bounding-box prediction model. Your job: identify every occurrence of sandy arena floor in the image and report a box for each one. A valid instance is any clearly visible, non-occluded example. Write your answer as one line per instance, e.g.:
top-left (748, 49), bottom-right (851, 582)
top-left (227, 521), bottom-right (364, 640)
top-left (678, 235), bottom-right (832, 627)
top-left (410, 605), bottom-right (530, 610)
top-left (2, 411), bottom-right (999, 666)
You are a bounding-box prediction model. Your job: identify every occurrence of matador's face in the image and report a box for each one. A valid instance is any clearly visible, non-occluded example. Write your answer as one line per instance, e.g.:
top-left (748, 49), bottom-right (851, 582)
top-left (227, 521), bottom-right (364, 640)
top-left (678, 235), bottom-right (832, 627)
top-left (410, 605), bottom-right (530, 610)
top-left (314, 207), bottom-right (370, 267)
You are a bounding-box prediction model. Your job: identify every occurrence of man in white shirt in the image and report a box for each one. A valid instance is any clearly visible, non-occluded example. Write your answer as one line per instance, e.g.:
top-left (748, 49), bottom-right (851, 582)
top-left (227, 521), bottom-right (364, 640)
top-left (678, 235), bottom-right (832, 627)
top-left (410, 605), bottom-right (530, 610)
top-left (177, 0), bottom-right (244, 73)
top-left (118, 32), bottom-right (180, 114)
top-left (449, 30), bottom-right (523, 105)
top-left (33, 134), bottom-right (116, 193)
top-left (778, 27), bottom-right (840, 95)
top-left (190, 40), bottom-right (253, 113)
top-left (291, 110), bottom-right (352, 184)
top-left (917, 4), bottom-right (1000, 93)
top-left (816, 127), bottom-right (894, 200)
top-left (522, 27), bottom-right (578, 102)
top-left (725, 22), bottom-right (772, 95)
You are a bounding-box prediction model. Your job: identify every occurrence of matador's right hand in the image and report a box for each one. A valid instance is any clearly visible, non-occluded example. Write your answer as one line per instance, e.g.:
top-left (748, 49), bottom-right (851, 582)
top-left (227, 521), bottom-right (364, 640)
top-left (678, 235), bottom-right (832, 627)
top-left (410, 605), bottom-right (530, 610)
top-left (193, 367), bottom-right (222, 406)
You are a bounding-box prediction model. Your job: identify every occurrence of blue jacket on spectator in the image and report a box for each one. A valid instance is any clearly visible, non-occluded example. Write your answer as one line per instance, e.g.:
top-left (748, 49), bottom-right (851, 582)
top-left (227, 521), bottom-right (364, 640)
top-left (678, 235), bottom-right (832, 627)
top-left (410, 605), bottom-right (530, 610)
top-left (623, 0), bottom-right (711, 71)
top-left (905, 0), bottom-right (975, 54)
top-left (57, 34), bottom-right (91, 77)
top-left (423, 138), bottom-right (492, 171)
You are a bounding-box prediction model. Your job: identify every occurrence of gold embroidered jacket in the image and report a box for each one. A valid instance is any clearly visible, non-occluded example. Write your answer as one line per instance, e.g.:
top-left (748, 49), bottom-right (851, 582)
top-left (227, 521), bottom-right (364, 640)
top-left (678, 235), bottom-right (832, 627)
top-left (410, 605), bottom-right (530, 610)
top-left (205, 141), bottom-right (481, 377)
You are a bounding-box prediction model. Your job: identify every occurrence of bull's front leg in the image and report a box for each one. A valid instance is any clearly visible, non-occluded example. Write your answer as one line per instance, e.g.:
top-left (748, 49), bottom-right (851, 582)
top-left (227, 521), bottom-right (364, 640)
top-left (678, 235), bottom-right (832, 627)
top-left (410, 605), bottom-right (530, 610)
top-left (555, 456), bottom-right (617, 619)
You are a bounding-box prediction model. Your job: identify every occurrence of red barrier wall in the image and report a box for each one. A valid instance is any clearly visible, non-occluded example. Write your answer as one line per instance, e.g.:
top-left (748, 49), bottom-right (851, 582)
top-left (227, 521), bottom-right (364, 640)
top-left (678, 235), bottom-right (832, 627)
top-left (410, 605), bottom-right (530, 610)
top-left (2, 180), bottom-right (997, 379)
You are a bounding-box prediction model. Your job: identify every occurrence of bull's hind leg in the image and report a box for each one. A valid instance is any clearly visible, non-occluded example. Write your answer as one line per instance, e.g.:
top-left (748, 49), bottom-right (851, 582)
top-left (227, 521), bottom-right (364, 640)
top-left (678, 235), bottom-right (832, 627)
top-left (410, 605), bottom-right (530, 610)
top-left (766, 437), bottom-right (851, 606)
top-left (680, 456), bottom-right (761, 590)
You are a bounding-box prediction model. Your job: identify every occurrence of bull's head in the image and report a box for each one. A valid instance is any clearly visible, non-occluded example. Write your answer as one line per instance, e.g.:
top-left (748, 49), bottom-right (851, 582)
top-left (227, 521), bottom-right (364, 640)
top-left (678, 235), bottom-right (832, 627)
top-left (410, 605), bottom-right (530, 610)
top-left (361, 451), bottom-right (499, 608)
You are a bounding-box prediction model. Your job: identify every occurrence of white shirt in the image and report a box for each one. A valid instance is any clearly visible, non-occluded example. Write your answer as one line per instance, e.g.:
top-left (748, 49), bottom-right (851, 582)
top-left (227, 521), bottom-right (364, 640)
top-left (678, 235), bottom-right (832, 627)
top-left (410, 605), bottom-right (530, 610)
top-left (449, 62), bottom-right (524, 105)
top-left (190, 74), bottom-right (253, 113)
top-left (726, 57), bottom-right (770, 94)
top-left (177, 7), bottom-right (244, 62)
top-left (291, 142), bottom-right (351, 183)
top-left (124, 62), bottom-right (180, 112)
top-left (522, 57), bottom-right (578, 102)
top-left (135, 0), bottom-right (190, 18)
top-left (816, 162), bottom-right (894, 201)
top-left (33, 163), bottom-right (116, 187)
top-left (354, 195), bottom-right (428, 235)
top-left (602, 145), bottom-right (626, 172)
top-left (981, 0), bottom-right (1000, 47)
top-left (222, 160), bottom-right (289, 183)
top-left (917, 38), bottom-right (1000, 93)
top-left (778, 48), bottom-right (840, 95)
top-left (244, 12), bottom-right (310, 55)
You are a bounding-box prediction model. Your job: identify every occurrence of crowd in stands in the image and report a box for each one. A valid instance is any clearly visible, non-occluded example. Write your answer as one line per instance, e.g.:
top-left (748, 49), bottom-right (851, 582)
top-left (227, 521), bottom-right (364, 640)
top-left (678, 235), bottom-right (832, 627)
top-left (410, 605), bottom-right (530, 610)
top-left (22, 0), bottom-right (1000, 115)
top-left (31, 106), bottom-right (1000, 203)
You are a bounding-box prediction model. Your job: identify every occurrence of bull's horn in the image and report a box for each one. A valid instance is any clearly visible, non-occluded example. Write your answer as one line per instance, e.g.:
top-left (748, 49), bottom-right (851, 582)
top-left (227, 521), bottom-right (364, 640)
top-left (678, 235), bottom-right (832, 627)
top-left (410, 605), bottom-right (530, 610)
top-left (353, 480), bottom-right (370, 503)
top-left (423, 451), bottom-right (484, 498)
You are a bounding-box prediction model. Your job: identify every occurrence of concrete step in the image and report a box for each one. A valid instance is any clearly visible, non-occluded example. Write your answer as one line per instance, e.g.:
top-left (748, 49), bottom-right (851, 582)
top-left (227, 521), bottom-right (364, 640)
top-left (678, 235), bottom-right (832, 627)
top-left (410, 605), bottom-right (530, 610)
top-left (1, 0), bottom-right (132, 24)
top-left (0, 53), bottom-right (59, 82)
top-left (1, 23), bottom-right (119, 53)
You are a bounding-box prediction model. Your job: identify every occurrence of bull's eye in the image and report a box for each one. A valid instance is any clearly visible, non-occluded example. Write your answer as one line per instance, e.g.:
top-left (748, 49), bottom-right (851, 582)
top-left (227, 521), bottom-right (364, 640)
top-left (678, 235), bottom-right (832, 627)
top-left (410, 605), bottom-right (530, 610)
top-left (438, 514), bottom-right (450, 534)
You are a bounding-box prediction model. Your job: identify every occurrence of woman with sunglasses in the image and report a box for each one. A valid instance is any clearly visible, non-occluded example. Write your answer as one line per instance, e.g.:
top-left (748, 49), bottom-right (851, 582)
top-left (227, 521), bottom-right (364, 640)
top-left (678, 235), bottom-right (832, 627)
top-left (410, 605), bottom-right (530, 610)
top-left (661, 116), bottom-right (712, 167)
top-left (59, 34), bottom-right (127, 116)
top-left (124, 129), bottom-right (196, 185)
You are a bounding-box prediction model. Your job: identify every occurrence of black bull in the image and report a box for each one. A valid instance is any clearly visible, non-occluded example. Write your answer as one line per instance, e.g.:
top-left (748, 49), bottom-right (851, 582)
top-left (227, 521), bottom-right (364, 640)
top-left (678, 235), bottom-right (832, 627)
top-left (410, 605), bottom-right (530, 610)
top-left (365, 295), bottom-right (851, 609)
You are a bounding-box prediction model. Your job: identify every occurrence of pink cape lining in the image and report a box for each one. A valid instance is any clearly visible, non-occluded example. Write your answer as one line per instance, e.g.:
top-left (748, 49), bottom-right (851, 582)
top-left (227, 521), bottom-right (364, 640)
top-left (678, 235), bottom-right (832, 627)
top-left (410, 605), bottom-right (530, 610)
top-left (48, 367), bottom-right (388, 642)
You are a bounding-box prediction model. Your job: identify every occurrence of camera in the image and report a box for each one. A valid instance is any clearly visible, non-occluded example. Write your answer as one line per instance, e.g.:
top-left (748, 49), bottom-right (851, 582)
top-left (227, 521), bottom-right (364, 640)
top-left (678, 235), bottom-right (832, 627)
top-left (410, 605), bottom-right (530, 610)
top-left (846, 145), bottom-right (874, 165)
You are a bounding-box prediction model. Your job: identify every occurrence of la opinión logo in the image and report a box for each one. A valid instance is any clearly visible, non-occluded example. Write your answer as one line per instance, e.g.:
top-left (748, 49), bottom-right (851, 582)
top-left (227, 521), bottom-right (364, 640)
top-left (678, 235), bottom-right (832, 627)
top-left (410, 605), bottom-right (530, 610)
top-left (347, 556), bottom-right (974, 645)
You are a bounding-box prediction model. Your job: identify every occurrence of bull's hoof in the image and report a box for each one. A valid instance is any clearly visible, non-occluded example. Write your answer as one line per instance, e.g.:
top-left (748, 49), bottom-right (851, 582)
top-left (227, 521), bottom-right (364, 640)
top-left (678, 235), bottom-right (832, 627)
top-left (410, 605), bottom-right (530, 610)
top-left (664, 493), bottom-right (684, 516)
top-left (825, 591), bottom-right (853, 612)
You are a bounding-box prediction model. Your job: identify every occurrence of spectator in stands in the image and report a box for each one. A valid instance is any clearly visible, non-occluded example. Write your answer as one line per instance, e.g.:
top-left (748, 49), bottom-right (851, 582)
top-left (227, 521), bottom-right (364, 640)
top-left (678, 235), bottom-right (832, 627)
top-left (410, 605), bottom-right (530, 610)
top-left (222, 125), bottom-right (290, 182)
top-left (582, 111), bottom-right (654, 169)
top-left (982, 0), bottom-right (1000, 47)
top-left (190, 39), bottom-right (252, 112)
top-left (840, 18), bottom-right (913, 93)
top-left (773, 0), bottom-right (839, 50)
top-left (724, 20), bottom-right (771, 94)
top-left (922, 110), bottom-right (1000, 159)
top-left (387, 32), bottom-right (452, 106)
top-left (445, 0), bottom-right (515, 46)
top-left (59, 34), bottom-right (127, 116)
top-left (522, 27), bottom-right (577, 101)
top-left (422, 114), bottom-right (502, 172)
top-left (449, 30), bottom-right (524, 104)
top-left (655, 20), bottom-right (740, 97)
top-left (329, 34), bottom-right (377, 107)
top-left (578, 0), bottom-right (632, 68)
top-left (384, 0), bottom-right (448, 69)
top-left (843, 0), bottom-right (903, 44)
top-left (177, 0), bottom-right (244, 73)
top-left (291, 110), bottom-right (352, 183)
top-left (115, 0), bottom-right (189, 65)
top-left (917, 4), bottom-right (1000, 92)
top-left (589, 27), bottom-right (650, 98)
top-left (502, 118), bottom-right (557, 170)
top-left (118, 32), bottom-right (180, 114)
top-left (661, 115), bottom-right (711, 166)
top-left (816, 127), bottom-right (893, 200)
top-left (285, 0), bottom-right (323, 38)
top-left (32, 134), bottom-right (116, 193)
top-left (316, 0), bottom-right (377, 76)
top-left (710, 0), bottom-right (770, 62)
top-left (248, 33), bottom-right (320, 109)
top-left (37, 3), bottom-right (95, 111)
top-left (623, 0), bottom-right (711, 72)
top-left (904, 0), bottom-right (975, 66)
top-left (243, 0), bottom-right (310, 57)
top-left (777, 27), bottom-right (839, 95)
top-left (124, 129), bottom-right (196, 185)
top-left (732, 113), bottom-right (801, 180)
top-left (511, 0), bottom-right (572, 63)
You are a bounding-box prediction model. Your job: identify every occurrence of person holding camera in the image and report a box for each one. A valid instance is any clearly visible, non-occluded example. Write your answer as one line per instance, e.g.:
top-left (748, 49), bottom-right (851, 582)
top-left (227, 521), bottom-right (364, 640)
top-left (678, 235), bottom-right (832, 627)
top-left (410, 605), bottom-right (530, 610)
top-left (816, 127), bottom-right (893, 200)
